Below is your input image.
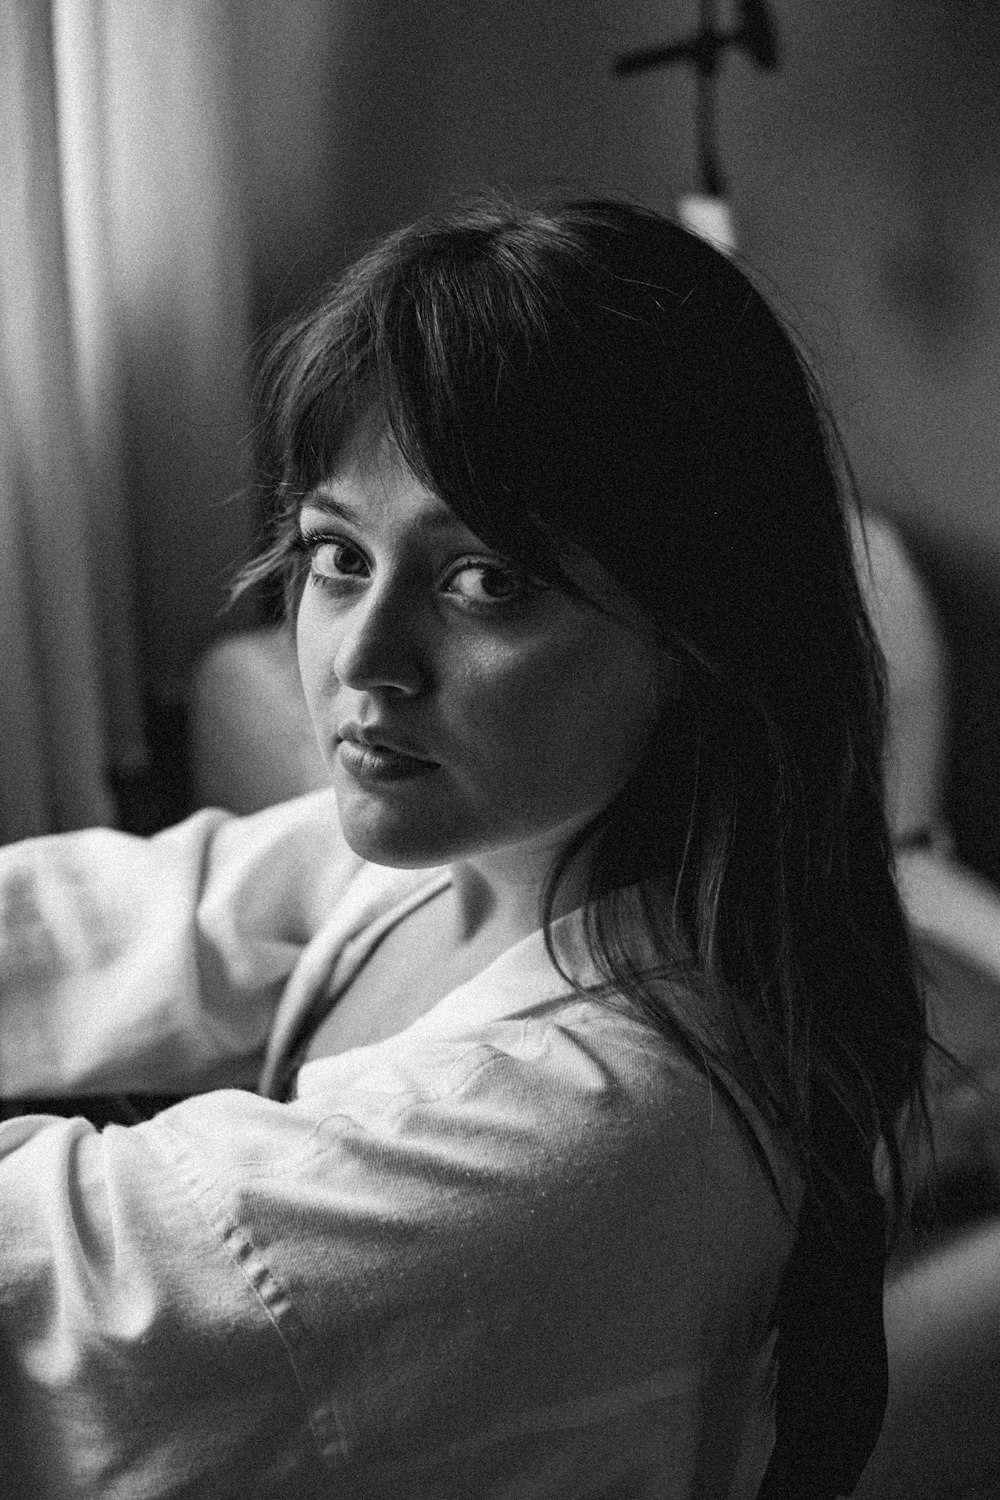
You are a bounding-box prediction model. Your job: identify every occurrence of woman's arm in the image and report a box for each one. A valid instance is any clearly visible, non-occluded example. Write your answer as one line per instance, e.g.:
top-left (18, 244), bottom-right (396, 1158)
top-left (0, 788), bottom-right (355, 1098)
top-left (0, 1010), bottom-right (791, 1500)
top-left (0, 1103), bottom-right (330, 1499)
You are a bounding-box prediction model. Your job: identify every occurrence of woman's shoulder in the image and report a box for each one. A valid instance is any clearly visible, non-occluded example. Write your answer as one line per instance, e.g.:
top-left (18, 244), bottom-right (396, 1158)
top-left (155, 983), bottom-right (796, 1312)
top-left (292, 975), bottom-right (796, 1238)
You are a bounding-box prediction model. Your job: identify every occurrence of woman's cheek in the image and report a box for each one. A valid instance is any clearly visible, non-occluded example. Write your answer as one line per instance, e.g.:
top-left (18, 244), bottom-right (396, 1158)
top-left (457, 642), bottom-right (602, 786)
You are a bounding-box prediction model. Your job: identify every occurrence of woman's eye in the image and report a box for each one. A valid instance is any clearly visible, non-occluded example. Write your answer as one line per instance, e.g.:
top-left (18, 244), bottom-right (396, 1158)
top-left (300, 534), bottom-right (368, 583)
top-left (446, 563), bottom-right (521, 606)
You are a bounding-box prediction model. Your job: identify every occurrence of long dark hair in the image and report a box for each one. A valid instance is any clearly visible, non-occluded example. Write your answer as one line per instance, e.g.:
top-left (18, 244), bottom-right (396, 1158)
top-left (239, 196), bottom-right (929, 1494)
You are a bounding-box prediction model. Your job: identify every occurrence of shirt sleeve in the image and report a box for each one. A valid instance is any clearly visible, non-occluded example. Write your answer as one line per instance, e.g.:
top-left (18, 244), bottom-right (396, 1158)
top-left (0, 1107), bottom-right (330, 1500)
top-left (0, 1020), bottom-right (791, 1500)
top-left (0, 789), bottom-right (357, 1097)
top-left (0, 1011), bottom-right (793, 1500)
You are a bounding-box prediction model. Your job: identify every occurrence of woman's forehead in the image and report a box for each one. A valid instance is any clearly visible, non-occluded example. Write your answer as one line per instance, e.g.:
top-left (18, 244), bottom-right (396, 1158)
top-left (327, 407), bottom-right (401, 481)
top-left (303, 433), bottom-right (477, 544)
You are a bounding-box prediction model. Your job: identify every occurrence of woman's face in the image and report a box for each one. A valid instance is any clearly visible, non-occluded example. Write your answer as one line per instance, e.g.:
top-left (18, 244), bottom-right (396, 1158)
top-left (295, 428), bottom-right (666, 877)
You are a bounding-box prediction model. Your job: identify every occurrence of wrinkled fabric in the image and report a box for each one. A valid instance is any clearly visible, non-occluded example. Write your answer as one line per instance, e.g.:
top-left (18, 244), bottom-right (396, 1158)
top-left (0, 791), bottom-right (796, 1498)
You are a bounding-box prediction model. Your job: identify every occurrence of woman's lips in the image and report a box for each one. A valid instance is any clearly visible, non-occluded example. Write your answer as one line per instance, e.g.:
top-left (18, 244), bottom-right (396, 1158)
top-left (336, 738), bottom-right (439, 784)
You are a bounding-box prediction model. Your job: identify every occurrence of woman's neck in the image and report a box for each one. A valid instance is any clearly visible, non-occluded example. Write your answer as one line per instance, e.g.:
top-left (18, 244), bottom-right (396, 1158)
top-left (447, 840), bottom-right (590, 952)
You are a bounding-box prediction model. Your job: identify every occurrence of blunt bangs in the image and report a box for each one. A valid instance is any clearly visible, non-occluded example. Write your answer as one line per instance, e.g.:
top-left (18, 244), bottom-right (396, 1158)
top-left (245, 201), bottom-right (646, 611)
top-left (243, 194), bottom-right (848, 667)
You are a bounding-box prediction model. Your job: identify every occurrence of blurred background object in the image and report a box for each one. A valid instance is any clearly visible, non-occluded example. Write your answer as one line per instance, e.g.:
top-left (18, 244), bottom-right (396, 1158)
top-left (1, 0), bottom-right (257, 841)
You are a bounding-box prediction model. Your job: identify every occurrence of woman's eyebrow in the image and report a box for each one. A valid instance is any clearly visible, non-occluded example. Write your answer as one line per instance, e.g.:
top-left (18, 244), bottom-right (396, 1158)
top-left (299, 490), bottom-right (466, 534)
top-left (298, 493), bottom-right (357, 523)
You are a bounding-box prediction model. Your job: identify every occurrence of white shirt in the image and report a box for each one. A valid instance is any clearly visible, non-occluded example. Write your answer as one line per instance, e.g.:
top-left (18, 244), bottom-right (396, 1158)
top-left (0, 791), bottom-right (795, 1498)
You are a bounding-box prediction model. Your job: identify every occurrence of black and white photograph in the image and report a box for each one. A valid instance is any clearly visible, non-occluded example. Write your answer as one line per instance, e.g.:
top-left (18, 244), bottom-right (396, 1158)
top-left (1, 4), bottom-right (999, 1496)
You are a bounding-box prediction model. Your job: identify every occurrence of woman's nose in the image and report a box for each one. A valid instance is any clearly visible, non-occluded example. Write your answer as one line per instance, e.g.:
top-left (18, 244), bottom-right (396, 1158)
top-left (332, 580), bottom-right (425, 695)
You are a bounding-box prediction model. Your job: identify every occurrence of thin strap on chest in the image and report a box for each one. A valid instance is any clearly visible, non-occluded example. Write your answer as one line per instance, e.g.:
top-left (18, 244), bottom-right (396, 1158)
top-left (274, 877), bottom-right (451, 1102)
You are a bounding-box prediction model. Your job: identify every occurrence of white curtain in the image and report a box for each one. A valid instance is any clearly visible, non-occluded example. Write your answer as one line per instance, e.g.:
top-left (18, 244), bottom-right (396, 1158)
top-left (0, 0), bottom-right (118, 840)
top-left (0, 0), bottom-right (257, 844)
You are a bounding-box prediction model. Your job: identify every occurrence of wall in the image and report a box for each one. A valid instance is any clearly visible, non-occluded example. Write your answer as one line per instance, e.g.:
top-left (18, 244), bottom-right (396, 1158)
top-left (238, 0), bottom-right (1000, 872)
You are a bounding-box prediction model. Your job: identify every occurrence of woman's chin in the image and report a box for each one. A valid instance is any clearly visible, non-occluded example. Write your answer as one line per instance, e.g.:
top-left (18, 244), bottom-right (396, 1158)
top-left (333, 783), bottom-right (461, 870)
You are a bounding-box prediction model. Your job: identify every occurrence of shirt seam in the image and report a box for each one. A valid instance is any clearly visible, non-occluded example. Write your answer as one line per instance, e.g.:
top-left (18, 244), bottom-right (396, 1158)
top-left (145, 1044), bottom-right (516, 1468)
top-left (144, 1123), bottom-right (352, 1469)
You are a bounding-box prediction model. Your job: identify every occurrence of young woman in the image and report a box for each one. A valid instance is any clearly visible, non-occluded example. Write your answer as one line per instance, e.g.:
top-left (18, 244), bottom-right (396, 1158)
top-left (0, 197), bottom-right (927, 1498)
